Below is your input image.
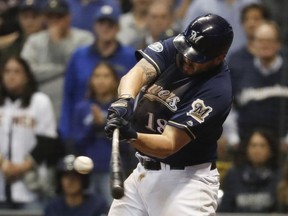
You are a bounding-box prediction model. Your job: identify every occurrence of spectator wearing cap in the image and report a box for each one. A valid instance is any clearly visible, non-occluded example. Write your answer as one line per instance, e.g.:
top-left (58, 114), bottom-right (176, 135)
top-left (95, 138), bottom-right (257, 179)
top-left (67, 0), bottom-right (119, 33)
top-left (59, 4), bottom-right (136, 143)
top-left (0, 0), bottom-right (45, 67)
top-left (21, 0), bottom-right (94, 119)
top-left (44, 154), bottom-right (108, 216)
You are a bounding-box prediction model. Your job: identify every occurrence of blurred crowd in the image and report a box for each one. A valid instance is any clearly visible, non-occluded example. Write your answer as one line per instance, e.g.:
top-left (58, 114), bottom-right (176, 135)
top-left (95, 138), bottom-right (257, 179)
top-left (0, 0), bottom-right (288, 215)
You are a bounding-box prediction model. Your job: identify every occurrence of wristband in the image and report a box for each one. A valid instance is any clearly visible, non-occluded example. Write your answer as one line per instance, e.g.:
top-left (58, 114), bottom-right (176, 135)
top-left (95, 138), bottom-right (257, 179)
top-left (119, 94), bottom-right (134, 99)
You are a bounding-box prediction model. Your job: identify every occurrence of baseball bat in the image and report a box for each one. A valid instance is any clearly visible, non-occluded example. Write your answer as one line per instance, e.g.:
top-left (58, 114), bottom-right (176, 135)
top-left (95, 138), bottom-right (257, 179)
top-left (110, 128), bottom-right (125, 199)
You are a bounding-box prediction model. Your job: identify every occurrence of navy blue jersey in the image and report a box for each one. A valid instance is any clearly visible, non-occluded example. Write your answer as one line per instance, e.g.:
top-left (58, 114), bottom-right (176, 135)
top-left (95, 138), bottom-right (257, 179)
top-left (133, 38), bottom-right (233, 166)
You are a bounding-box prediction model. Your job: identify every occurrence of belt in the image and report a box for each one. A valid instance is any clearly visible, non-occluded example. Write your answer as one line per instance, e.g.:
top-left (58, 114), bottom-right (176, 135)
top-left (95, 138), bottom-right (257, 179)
top-left (137, 154), bottom-right (216, 171)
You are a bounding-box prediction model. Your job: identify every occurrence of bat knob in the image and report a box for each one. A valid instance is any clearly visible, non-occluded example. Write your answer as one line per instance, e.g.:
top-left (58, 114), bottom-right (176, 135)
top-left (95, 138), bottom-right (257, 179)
top-left (112, 186), bottom-right (124, 199)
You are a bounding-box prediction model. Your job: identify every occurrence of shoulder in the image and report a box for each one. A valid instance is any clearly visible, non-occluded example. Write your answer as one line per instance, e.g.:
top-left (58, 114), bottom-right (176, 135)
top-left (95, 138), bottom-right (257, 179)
top-left (70, 28), bottom-right (94, 43)
top-left (71, 28), bottom-right (93, 36)
top-left (119, 12), bottom-right (133, 24)
top-left (208, 62), bottom-right (232, 92)
top-left (30, 92), bottom-right (53, 107)
top-left (26, 30), bottom-right (48, 42)
top-left (72, 45), bottom-right (91, 56)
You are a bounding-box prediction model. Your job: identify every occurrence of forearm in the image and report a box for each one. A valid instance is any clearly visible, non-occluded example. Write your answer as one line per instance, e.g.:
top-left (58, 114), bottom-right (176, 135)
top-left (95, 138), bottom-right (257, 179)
top-left (20, 157), bottom-right (35, 174)
top-left (118, 58), bottom-right (157, 98)
top-left (118, 67), bottom-right (145, 98)
top-left (131, 133), bottom-right (174, 159)
top-left (131, 125), bottom-right (192, 159)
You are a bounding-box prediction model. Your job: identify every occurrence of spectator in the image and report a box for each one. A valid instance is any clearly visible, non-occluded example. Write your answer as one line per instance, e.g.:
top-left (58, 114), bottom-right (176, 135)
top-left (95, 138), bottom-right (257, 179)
top-left (0, 57), bottom-right (57, 209)
top-left (67, 0), bottom-right (120, 33)
top-left (230, 3), bottom-right (270, 65)
top-left (131, 0), bottom-right (178, 50)
top-left (0, 0), bottom-right (45, 67)
top-left (117, 0), bottom-right (153, 48)
top-left (229, 21), bottom-right (288, 154)
top-left (174, 0), bottom-right (193, 22)
top-left (21, 0), bottom-right (94, 119)
top-left (261, 0), bottom-right (288, 50)
top-left (181, 0), bottom-right (260, 56)
top-left (0, 0), bottom-right (21, 50)
top-left (218, 129), bottom-right (281, 213)
top-left (221, 3), bottom-right (270, 149)
top-left (59, 4), bottom-right (136, 142)
top-left (44, 154), bottom-right (108, 216)
top-left (70, 62), bottom-right (135, 205)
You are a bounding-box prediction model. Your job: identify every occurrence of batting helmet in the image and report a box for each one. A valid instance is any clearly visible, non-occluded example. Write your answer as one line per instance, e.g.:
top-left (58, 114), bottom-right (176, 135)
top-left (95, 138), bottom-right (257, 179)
top-left (173, 14), bottom-right (234, 63)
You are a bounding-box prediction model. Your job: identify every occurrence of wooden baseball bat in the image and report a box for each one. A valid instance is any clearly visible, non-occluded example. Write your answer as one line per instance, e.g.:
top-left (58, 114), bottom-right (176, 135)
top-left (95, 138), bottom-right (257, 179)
top-left (110, 128), bottom-right (124, 199)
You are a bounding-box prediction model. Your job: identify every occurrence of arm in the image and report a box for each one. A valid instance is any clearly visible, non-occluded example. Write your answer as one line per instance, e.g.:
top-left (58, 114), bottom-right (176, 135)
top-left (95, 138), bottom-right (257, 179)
top-left (132, 125), bottom-right (192, 159)
top-left (117, 58), bottom-right (158, 98)
top-left (0, 157), bottom-right (35, 182)
top-left (107, 59), bottom-right (193, 158)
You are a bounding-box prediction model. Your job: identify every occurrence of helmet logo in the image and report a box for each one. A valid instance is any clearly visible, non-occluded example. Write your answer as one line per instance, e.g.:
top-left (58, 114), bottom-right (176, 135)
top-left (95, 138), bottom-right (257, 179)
top-left (188, 30), bottom-right (203, 44)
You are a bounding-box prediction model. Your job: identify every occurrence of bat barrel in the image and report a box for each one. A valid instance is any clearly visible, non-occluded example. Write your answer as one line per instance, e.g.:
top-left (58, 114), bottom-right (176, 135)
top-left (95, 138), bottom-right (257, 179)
top-left (110, 128), bottom-right (124, 199)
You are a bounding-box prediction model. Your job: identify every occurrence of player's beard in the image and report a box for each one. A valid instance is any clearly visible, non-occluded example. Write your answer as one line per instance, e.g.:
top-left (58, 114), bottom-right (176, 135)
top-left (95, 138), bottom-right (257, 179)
top-left (176, 54), bottom-right (198, 76)
top-left (176, 54), bottom-right (217, 77)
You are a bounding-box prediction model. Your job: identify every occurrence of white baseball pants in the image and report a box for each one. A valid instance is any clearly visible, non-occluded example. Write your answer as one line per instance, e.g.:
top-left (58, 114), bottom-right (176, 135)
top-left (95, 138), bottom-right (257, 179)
top-left (108, 162), bottom-right (220, 216)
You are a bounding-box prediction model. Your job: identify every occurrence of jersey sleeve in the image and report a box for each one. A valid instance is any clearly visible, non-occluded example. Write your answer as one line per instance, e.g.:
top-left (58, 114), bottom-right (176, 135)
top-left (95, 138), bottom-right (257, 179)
top-left (135, 38), bottom-right (177, 75)
top-left (167, 84), bottom-right (232, 139)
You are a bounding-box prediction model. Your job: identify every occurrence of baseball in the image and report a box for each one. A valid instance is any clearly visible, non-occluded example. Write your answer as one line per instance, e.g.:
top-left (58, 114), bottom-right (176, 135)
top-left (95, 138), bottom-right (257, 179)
top-left (73, 156), bottom-right (94, 174)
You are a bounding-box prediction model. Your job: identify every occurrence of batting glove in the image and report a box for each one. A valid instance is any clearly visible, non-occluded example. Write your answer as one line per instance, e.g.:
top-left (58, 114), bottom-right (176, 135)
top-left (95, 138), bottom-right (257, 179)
top-left (107, 97), bottom-right (134, 122)
top-left (105, 117), bottom-right (137, 142)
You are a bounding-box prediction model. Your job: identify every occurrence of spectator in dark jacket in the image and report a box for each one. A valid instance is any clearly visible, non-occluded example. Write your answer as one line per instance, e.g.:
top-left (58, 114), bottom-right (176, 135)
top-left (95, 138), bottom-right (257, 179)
top-left (44, 154), bottom-right (108, 216)
top-left (218, 129), bottom-right (281, 213)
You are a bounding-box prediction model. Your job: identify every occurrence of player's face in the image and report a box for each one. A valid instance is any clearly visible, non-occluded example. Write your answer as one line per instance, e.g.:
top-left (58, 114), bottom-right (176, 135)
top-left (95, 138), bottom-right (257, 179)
top-left (181, 56), bottom-right (221, 76)
top-left (2, 59), bottom-right (28, 94)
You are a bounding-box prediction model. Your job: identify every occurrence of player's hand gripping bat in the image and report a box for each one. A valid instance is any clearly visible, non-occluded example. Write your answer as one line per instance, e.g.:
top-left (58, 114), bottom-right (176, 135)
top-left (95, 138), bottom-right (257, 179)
top-left (110, 128), bottom-right (125, 199)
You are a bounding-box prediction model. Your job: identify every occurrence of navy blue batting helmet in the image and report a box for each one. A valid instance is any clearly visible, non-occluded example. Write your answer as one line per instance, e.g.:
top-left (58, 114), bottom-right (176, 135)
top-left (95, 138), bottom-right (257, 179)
top-left (173, 14), bottom-right (234, 63)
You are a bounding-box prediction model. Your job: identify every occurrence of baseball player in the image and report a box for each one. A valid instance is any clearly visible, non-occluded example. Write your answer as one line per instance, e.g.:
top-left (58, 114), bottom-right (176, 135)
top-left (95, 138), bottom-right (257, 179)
top-left (105, 14), bottom-right (234, 216)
